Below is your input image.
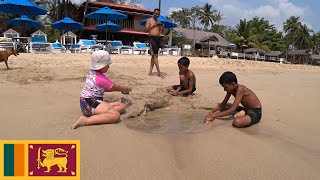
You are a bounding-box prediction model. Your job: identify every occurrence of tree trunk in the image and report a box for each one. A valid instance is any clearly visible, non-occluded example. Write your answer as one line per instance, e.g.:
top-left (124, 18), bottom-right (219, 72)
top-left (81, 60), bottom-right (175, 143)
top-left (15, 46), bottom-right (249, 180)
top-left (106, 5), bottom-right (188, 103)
top-left (79, 0), bottom-right (89, 39)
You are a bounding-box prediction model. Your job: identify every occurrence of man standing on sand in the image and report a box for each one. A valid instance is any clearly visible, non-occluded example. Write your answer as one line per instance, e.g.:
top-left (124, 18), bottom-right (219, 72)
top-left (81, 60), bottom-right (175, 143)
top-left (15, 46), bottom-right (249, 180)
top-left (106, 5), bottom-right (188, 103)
top-left (145, 8), bottom-right (164, 77)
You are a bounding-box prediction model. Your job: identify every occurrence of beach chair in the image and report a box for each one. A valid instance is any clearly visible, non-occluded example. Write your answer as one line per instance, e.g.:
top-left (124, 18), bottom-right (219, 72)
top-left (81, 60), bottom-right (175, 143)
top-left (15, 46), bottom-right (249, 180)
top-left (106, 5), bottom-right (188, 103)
top-left (78, 39), bottom-right (104, 52)
top-left (69, 44), bottom-right (82, 53)
top-left (159, 47), bottom-right (181, 56)
top-left (217, 51), bottom-right (228, 58)
top-left (106, 40), bottom-right (133, 54)
top-left (29, 37), bottom-right (52, 53)
top-left (133, 42), bottom-right (149, 55)
top-left (51, 42), bottom-right (66, 53)
top-left (230, 52), bottom-right (239, 59)
top-left (0, 37), bottom-right (16, 50)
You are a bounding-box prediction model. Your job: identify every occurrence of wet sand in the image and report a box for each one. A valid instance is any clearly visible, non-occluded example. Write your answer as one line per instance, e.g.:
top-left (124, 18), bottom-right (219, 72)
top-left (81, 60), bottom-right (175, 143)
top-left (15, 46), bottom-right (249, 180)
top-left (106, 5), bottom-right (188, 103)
top-left (0, 53), bottom-right (320, 179)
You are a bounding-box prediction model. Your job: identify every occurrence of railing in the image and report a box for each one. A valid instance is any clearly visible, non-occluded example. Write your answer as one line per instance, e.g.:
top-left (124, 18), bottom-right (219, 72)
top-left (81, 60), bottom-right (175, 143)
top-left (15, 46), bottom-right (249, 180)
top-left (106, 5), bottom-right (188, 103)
top-left (90, 19), bottom-right (133, 28)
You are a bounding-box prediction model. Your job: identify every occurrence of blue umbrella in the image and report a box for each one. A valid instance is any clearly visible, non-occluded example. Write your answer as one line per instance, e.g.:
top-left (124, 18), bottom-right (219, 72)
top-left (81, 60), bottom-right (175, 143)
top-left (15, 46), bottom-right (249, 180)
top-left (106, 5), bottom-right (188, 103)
top-left (140, 16), bottom-right (177, 28)
top-left (85, 7), bottom-right (128, 21)
top-left (85, 6), bottom-right (127, 41)
top-left (7, 15), bottom-right (42, 28)
top-left (0, 0), bottom-right (47, 16)
top-left (228, 43), bottom-right (236, 47)
top-left (51, 17), bottom-right (84, 31)
top-left (96, 21), bottom-right (123, 32)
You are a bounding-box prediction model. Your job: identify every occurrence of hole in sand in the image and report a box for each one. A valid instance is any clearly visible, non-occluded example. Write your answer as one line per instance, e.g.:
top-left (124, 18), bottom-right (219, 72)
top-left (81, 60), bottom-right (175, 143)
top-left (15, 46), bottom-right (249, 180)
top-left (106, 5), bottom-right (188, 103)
top-left (125, 107), bottom-right (212, 134)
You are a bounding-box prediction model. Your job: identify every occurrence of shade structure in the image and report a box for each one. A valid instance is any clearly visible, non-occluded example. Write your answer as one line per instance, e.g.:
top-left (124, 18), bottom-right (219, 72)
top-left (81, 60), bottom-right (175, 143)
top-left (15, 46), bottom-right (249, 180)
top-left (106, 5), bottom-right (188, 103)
top-left (7, 15), bottom-right (42, 28)
top-left (85, 7), bottom-right (128, 21)
top-left (96, 21), bottom-right (123, 32)
top-left (51, 17), bottom-right (84, 31)
top-left (0, 0), bottom-right (47, 16)
top-left (139, 16), bottom-right (177, 28)
top-left (85, 6), bottom-right (127, 41)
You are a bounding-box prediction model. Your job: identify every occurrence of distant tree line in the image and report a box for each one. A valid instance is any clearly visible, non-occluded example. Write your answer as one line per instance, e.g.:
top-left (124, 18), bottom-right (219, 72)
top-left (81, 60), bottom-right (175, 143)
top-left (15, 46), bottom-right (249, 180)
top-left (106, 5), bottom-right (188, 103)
top-left (167, 3), bottom-right (320, 54)
top-left (0, 0), bottom-right (319, 54)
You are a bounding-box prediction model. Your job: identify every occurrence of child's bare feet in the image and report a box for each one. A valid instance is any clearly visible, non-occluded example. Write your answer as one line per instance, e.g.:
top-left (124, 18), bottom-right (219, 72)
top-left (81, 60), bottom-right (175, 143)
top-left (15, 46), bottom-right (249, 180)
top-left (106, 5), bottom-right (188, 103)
top-left (71, 116), bottom-right (88, 129)
top-left (234, 110), bottom-right (245, 118)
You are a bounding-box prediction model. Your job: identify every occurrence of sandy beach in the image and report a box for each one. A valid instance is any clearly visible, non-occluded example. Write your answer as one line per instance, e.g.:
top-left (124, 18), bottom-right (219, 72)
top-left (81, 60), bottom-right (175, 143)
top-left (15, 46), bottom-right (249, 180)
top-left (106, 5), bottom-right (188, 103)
top-left (1, 52), bottom-right (320, 179)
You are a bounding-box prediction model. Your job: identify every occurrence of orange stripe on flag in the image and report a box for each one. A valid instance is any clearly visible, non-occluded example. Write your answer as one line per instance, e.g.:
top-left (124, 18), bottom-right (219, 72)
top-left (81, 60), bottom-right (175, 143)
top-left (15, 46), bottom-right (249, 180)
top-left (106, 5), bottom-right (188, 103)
top-left (14, 144), bottom-right (24, 176)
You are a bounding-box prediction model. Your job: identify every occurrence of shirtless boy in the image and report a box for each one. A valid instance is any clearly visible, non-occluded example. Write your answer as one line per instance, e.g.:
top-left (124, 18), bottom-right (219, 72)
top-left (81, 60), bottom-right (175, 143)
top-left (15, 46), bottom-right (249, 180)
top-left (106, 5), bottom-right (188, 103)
top-left (166, 57), bottom-right (196, 98)
top-left (204, 71), bottom-right (262, 128)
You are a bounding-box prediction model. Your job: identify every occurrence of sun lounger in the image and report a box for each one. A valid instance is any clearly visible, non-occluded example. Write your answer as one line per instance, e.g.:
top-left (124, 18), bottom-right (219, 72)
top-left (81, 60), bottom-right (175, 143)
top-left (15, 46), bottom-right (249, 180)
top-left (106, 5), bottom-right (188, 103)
top-left (29, 37), bottom-right (52, 53)
top-left (78, 39), bottom-right (104, 52)
top-left (69, 44), bottom-right (83, 53)
top-left (133, 42), bottom-right (149, 55)
top-left (159, 47), bottom-right (180, 56)
top-left (51, 42), bottom-right (66, 53)
top-left (0, 41), bottom-right (16, 50)
top-left (106, 40), bottom-right (133, 54)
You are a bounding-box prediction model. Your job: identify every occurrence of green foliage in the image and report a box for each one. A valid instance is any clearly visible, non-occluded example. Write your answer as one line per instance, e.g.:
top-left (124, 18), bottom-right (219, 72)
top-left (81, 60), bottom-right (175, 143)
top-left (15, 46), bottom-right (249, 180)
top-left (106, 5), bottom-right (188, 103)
top-left (162, 32), bottom-right (192, 47)
top-left (197, 3), bottom-right (216, 28)
top-left (225, 17), bottom-right (287, 51)
top-left (0, 12), bottom-right (15, 33)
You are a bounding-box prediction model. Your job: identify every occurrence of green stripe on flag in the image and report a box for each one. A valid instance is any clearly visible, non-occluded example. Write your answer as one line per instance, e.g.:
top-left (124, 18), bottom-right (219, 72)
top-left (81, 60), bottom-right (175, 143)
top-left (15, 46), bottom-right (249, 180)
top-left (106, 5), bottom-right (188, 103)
top-left (4, 144), bottom-right (14, 176)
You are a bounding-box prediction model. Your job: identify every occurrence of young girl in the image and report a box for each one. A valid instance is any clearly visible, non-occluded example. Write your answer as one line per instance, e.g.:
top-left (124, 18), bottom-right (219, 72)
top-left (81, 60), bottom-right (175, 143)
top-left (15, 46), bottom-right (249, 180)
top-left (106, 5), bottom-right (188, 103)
top-left (165, 57), bottom-right (196, 98)
top-left (72, 50), bottom-right (132, 129)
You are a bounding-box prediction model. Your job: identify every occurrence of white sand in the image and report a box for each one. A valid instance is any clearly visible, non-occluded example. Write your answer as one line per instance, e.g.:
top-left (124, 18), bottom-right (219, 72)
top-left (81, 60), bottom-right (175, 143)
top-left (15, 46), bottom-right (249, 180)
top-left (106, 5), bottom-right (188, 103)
top-left (1, 53), bottom-right (320, 179)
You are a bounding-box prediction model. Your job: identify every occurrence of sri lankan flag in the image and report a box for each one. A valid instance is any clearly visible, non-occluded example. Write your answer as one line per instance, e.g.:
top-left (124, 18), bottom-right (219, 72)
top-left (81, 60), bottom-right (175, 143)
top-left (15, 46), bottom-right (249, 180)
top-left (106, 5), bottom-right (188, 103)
top-left (0, 140), bottom-right (80, 180)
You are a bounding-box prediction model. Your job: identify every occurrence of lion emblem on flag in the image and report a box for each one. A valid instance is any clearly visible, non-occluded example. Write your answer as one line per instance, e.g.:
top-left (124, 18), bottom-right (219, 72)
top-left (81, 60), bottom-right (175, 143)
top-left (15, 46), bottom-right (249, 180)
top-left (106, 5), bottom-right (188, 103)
top-left (37, 147), bottom-right (68, 173)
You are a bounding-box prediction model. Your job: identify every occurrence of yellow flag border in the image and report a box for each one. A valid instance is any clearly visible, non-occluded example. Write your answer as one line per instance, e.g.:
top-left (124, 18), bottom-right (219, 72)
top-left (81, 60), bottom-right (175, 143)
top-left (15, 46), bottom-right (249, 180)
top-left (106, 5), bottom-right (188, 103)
top-left (0, 140), bottom-right (80, 180)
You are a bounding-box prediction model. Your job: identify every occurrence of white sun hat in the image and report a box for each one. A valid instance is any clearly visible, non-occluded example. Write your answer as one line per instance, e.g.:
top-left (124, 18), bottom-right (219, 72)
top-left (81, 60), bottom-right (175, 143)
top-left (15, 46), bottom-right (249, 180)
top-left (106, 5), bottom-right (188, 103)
top-left (89, 50), bottom-right (112, 70)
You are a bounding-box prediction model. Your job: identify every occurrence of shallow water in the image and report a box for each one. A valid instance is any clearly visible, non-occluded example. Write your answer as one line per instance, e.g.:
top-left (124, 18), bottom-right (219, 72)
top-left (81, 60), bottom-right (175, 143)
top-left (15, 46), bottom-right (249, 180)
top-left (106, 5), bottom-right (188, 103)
top-left (125, 108), bottom-right (213, 134)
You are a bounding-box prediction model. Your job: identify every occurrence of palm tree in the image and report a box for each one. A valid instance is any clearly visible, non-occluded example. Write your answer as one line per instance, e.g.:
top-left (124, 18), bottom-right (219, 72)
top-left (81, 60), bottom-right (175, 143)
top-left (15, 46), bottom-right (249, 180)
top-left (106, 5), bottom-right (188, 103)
top-left (236, 19), bottom-right (250, 45)
top-left (197, 3), bottom-right (216, 29)
top-left (169, 8), bottom-right (191, 28)
top-left (283, 16), bottom-right (301, 49)
top-left (295, 24), bottom-right (312, 49)
top-left (213, 12), bottom-right (224, 26)
top-left (311, 32), bottom-right (320, 54)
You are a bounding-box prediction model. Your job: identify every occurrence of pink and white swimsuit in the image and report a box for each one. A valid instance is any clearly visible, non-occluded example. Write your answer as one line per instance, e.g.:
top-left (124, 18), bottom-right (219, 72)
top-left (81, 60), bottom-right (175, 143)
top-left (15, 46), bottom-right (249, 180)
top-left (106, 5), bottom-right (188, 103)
top-left (80, 70), bottom-right (113, 116)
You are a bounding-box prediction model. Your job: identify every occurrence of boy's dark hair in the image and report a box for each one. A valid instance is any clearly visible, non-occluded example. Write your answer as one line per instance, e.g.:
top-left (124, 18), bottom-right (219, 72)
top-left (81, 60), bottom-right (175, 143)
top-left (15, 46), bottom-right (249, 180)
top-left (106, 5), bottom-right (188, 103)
top-left (154, 8), bottom-right (160, 12)
top-left (219, 71), bottom-right (237, 85)
top-left (178, 57), bottom-right (190, 67)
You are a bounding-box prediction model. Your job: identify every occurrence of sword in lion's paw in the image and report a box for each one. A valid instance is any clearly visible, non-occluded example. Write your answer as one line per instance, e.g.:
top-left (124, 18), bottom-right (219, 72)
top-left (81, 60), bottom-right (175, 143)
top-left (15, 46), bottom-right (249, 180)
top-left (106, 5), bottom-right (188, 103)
top-left (37, 147), bottom-right (41, 169)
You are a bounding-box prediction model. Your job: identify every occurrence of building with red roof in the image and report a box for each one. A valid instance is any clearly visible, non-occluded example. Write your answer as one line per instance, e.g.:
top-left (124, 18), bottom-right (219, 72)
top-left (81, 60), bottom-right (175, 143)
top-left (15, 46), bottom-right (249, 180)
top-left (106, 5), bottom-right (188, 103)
top-left (75, 1), bottom-right (154, 46)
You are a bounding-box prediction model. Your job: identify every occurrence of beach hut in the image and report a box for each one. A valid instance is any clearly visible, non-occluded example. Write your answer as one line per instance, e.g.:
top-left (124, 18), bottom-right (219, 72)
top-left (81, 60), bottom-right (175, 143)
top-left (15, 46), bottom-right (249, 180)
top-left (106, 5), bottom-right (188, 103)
top-left (310, 54), bottom-right (320, 65)
top-left (265, 51), bottom-right (284, 62)
top-left (287, 49), bottom-right (310, 64)
top-left (244, 48), bottom-right (266, 60)
top-left (2, 28), bottom-right (19, 38)
top-left (60, 31), bottom-right (77, 45)
top-left (173, 28), bottom-right (230, 49)
top-left (31, 30), bottom-right (47, 42)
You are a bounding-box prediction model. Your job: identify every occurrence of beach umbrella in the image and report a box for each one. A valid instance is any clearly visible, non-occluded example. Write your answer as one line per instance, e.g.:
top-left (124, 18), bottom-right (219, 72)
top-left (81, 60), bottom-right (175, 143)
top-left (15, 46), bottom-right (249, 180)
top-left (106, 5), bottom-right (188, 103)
top-left (0, 0), bottom-right (47, 36)
top-left (85, 7), bottom-right (127, 42)
top-left (51, 17), bottom-right (84, 31)
top-left (96, 21), bottom-right (123, 32)
top-left (0, 0), bottom-right (47, 16)
top-left (240, 44), bottom-right (248, 48)
top-left (7, 15), bottom-right (42, 29)
top-left (51, 17), bottom-right (84, 45)
top-left (228, 43), bottom-right (236, 47)
top-left (139, 16), bottom-right (177, 28)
